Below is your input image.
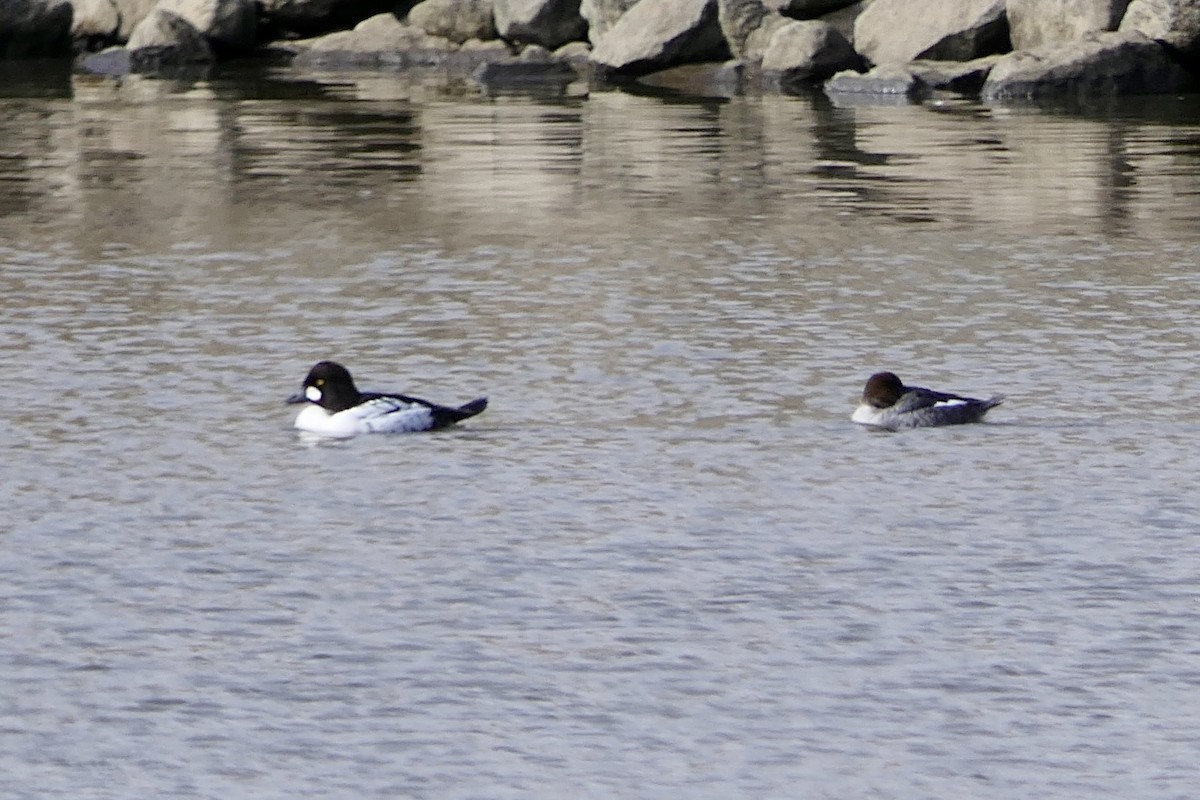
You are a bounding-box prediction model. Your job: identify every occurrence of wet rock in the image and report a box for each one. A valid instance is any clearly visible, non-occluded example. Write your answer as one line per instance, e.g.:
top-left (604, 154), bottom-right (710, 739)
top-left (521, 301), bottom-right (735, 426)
top-left (408, 0), bottom-right (497, 45)
top-left (824, 63), bottom-right (923, 96)
top-left (0, 0), bottom-right (73, 58)
top-left (761, 19), bottom-right (861, 85)
top-left (854, 0), bottom-right (1009, 65)
top-left (449, 36), bottom-right (512, 68)
top-left (590, 0), bottom-right (729, 76)
top-left (636, 58), bottom-right (749, 96)
top-left (127, 7), bottom-right (215, 69)
top-left (79, 43), bottom-right (131, 72)
top-left (1007, 0), bottom-right (1128, 51)
top-left (982, 30), bottom-right (1194, 101)
top-left (291, 12), bottom-right (453, 68)
top-left (471, 44), bottom-right (578, 85)
top-left (1120, 0), bottom-right (1200, 62)
top-left (493, 0), bottom-right (586, 49)
top-left (554, 39), bottom-right (591, 62)
top-left (157, 0), bottom-right (258, 52)
top-left (580, 0), bottom-right (637, 46)
top-left (459, 36), bottom-right (511, 55)
top-left (908, 54), bottom-right (1002, 93)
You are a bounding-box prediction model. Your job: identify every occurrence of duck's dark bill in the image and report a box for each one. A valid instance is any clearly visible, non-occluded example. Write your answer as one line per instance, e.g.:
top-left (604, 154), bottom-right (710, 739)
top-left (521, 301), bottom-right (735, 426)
top-left (285, 392), bottom-right (307, 405)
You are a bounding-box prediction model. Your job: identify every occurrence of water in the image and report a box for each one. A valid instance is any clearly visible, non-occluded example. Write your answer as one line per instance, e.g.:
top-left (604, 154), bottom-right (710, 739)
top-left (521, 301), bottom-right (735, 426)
top-left (2, 66), bottom-right (1200, 798)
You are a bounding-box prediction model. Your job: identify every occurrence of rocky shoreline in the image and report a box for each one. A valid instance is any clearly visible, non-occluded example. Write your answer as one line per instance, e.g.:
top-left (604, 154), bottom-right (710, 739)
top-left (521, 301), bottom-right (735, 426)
top-left (2, 0), bottom-right (1198, 102)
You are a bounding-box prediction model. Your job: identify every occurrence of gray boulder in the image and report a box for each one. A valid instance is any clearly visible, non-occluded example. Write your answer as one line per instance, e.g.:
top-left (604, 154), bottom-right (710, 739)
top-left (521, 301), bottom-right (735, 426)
top-left (982, 30), bottom-right (1194, 100)
top-left (107, 0), bottom-right (162, 40)
top-left (580, 0), bottom-right (638, 46)
top-left (71, 0), bottom-right (121, 46)
top-left (0, 0), bottom-right (73, 58)
top-left (493, 0), bottom-right (585, 48)
top-left (854, 0), bottom-right (1008, 65)
top-left (761, 19), bottom-right (860, 84)
top-left (157, 0), bottom-right (258, 51)
top-left (1121, 0), bottom-right (1200, 61)
top-left (820, 0), bottom-right (864, 44)
top-left (719, 0), bottom-right (790, 58)
top-left (127, 7), bottom-right (214, 68)
top-left (1007, 0), bottom-right (1128, 50)
top-left (408, 0), bottom-right (497, 44)
top-left (591, 0), bottom-right (728, 74)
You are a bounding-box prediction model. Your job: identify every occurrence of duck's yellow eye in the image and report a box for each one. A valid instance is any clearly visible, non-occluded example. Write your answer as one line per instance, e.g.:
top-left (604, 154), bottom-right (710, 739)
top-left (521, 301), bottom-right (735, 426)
top-left (316, 379), bottom-right (325, 386)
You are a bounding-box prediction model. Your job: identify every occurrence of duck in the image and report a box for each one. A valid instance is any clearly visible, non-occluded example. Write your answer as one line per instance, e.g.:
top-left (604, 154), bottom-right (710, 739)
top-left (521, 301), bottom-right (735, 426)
top-left (851, 371), bottom-right (1003, 430)
top-left (286, 360), bottom-right (487, 437)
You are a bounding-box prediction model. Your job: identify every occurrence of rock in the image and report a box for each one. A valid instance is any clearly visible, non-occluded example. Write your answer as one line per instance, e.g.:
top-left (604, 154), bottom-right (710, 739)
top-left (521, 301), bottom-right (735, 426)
top-left (156, 0), bottom-right (258, 51)
top-left (408, 0), bottom-right (497, 44)
top-left (854, 0), bottom-right (1009, 65)
top-left (447, 35), bottom-right (511, 66)
top-left (493, 0), bottom-right (586, 49)
top-left (79, 44), bottom-right (132, 73)
top-left (760, 19), bottom-right (861, 84)
top-left (554, 39), bottom-right (591, 61)
top-left (291, 13), bottom-right (455, 67)
top-left (0, 0), bottom-right (73, 58)
top-left (820, 0), bottom-right (864, 44)
top-left (71, 0), bottom-right (121, 47)
top-left (636, 58), bottom-right (749, 95)
top-left (258, 0), bottom-right (399, 37)
top-left (519, 41), bottom-right (551, 57)
top-left (127, 7), bottom-right (215, 68)
top-left (982, 30), bottom-right (1194, 101)
top-left (471, 48), bottom-right (577, 84)
top-left (1120, 0), bottom-right (1200, 62)
top-left (763, 0), bottom-right (857, 18)
top-left (908, 54), bottom-right (1002, 93)
top-left (580, 0), bottom-right (638, 46)
top-left (824, 63), bottom-right (923, 95)
top-left (459, 35), bottom-right (510, 54)
top-left (590, 0), bottom-right (729, 75)
top-left (1007, 0), bottom-right (1128, 51)
top-left (109, 0), bottom-right (162, 40)
top-left (719, 0), bottom-right (790, 59)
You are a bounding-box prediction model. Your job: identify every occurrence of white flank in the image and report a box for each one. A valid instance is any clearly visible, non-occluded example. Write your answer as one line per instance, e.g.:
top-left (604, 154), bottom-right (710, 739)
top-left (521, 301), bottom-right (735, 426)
top-left (294, 404), bottom-right (352, 437)
top-left (851, 404), bottom-right (878, 425)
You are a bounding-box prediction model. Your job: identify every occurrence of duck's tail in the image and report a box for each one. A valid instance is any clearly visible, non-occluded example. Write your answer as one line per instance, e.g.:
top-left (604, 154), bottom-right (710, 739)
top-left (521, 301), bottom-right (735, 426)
top-left (432, 397), bottom-right (488, 428)
top-left (982, 395), bottom-right (1005, 411)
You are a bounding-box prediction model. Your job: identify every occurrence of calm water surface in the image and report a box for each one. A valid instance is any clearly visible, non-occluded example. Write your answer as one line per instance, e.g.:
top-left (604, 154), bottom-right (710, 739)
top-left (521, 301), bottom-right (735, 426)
top-left (2, 67), bottom-right (1200, 798)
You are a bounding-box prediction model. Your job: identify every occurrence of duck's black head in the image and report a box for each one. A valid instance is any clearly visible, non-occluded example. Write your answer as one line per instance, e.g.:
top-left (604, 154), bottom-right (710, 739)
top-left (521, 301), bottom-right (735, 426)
top-left (861, 371), bottom-right (905, 409)
top-left (286, 360), bottom-right (363, 412)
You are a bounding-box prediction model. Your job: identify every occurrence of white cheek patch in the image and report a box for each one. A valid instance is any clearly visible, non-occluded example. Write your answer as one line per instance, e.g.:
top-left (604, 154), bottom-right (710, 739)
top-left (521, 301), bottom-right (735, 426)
top-left (305, 385), bottom-right (323, 402)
